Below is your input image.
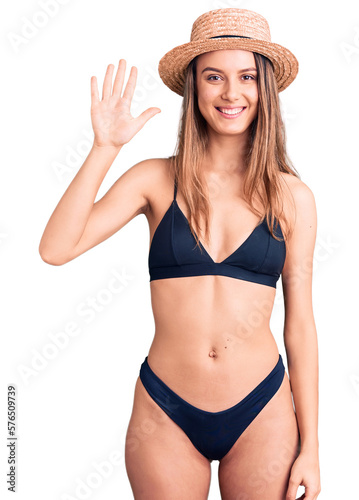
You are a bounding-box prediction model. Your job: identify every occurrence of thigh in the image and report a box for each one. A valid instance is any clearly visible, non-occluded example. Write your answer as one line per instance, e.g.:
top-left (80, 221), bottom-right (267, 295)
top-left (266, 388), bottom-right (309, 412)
top-left (218, 373), bottom-right (300, 500)
top-left (125, 377), bottom-right (212, 500)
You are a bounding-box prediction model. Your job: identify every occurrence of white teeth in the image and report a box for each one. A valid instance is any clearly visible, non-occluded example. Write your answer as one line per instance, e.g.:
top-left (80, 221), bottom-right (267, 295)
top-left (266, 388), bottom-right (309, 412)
top-left (218, 107), bottom-right (244, 115)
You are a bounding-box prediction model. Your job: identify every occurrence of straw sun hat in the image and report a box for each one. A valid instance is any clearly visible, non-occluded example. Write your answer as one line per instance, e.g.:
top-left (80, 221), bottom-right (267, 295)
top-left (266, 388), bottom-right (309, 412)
top-left (158, 8), bottom-right (299, 96)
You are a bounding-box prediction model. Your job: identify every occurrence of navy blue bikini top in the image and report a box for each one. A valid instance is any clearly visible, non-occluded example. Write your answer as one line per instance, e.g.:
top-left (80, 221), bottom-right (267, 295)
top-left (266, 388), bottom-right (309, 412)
top-left (148, 180), bottom-right (286, 288)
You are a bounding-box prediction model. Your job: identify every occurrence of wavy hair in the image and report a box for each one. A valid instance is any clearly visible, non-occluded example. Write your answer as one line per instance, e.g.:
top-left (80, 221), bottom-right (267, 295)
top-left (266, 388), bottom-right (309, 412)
top-left (168, 52), bottom-right (299, 250)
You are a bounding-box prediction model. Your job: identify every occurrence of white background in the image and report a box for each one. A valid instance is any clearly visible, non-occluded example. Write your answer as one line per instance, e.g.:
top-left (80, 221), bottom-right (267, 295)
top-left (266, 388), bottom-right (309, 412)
top-left (1, 0), bottom-right (359, 498)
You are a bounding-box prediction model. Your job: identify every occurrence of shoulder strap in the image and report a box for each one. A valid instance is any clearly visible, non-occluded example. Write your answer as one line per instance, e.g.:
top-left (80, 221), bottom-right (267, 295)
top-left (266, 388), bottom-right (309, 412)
top-left (174, 178), bottom-right (177, 201)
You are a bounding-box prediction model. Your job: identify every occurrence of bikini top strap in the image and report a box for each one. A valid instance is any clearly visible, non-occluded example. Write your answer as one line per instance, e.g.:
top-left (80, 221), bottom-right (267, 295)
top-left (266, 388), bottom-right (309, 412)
top-left (174, 178), bottom-right (177, 201)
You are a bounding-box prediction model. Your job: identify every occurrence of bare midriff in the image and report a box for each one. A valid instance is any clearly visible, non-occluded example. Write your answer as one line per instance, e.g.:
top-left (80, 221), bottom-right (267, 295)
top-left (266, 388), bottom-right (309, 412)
top-left (147, 275), bottom-right (280, 412)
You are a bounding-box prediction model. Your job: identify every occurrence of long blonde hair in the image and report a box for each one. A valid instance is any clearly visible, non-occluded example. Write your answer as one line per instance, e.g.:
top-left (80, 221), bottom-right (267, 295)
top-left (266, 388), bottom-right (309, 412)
top-left (168, 52), bottom-right (299, 250)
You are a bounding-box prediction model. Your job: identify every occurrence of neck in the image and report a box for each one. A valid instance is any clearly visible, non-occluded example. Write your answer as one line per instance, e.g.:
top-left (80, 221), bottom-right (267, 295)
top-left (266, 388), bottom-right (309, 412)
top-left (202, 127), bottom-right (250, 175)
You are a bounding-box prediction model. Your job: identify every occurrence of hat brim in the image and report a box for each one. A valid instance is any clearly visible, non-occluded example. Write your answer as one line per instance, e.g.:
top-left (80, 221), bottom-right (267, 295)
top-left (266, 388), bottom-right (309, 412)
top-left (158, 37), bottom-right (298, 95)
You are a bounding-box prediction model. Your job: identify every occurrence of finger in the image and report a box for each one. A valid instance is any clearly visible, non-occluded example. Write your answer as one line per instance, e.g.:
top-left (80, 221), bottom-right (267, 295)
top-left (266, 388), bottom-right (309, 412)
top-left (303, 488), bottom-right (316, 499)
top-left (286, 478), bottom-right (299, 500)
top-left (112, 59), bottom-right (126, 98)
top-left (135, 107), bottom-right (161, 130)
top-left (91, 76), bottom-right (99, 106)
top-left (122, 66), bottom-right (137, 103)
top-left (102, 64), bottom-right (115, 100)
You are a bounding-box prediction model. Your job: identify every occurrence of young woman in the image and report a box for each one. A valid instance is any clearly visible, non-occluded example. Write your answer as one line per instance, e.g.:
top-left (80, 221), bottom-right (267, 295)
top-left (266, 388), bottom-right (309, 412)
top-left (39, 8), bottom-right (321, 500)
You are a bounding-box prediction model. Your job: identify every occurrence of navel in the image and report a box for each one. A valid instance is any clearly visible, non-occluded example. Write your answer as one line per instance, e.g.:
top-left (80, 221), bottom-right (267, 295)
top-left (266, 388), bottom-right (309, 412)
top-left (208, 349), bottom-right (217, 358)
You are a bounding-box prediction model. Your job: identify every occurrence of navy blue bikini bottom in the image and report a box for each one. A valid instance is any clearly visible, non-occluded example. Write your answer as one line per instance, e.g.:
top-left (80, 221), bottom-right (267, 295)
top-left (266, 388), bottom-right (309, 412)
top-left (139, 354), bottom-right (285, 461)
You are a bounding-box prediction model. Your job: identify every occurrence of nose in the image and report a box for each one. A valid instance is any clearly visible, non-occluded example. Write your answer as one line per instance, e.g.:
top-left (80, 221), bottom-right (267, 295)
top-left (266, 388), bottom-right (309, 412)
top-left (221, 78), bottom-right (242, 102)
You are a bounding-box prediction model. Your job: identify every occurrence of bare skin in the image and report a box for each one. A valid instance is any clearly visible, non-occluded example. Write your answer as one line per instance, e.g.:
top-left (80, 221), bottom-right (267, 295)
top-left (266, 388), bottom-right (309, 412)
top-left (126, 160), bottom-right (301, 500)
top-left (39, 54), bottom-right (320, 499)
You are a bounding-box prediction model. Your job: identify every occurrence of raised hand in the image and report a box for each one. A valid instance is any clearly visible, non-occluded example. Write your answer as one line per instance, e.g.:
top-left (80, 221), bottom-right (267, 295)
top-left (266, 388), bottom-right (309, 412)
top-left (90, 59), bottom-right (161, 148)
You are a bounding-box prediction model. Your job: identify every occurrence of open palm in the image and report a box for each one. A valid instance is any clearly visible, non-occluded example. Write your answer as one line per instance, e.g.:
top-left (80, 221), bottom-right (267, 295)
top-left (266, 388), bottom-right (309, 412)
top-left (91, 59), bottom-right (161, 148)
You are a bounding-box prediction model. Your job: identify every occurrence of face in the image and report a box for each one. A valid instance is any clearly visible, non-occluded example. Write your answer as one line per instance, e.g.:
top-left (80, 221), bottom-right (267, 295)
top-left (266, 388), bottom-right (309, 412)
top-left (195, 50), bottom-right (258, 138)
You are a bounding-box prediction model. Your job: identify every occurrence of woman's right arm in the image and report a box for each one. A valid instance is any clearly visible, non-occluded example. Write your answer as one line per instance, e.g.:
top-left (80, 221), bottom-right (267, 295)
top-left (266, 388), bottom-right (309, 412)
top-left (39, 59), bottom-right (161, 265)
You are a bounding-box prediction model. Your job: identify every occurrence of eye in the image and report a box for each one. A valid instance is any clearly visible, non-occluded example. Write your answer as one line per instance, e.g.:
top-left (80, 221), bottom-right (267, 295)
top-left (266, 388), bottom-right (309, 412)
top-left (207, 74), bottom-right (256, 82)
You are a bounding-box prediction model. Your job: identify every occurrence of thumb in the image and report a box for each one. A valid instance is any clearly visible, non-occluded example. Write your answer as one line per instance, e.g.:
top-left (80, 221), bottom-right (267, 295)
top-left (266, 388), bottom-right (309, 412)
top-left (136, 107), bottom-right (161, 129)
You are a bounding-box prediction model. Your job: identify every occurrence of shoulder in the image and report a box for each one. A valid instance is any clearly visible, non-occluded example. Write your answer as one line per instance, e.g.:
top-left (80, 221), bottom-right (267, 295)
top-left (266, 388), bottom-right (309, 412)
top-left (278, 172), bottom-right (317, 248)
top-left (274, 172), bottom-right (317, 241)
top-left (279, 171), bottom-right (314, 198)
top-left (126, 156), bottom-right (172, 181)
top-left (280, 172), bottom-right (316, 210)
top-left (278, 172), bottom-right (317, 223)
top-left (124, 157), bottom-right (174, 213)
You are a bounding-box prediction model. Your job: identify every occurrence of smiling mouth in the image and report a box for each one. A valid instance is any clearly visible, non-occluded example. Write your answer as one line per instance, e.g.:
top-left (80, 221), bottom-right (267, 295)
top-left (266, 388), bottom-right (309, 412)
top-left (215, 107), bottom-right (246, 117)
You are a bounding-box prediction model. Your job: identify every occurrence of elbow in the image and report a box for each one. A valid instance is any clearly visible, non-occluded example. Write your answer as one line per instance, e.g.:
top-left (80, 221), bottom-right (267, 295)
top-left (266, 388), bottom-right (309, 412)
top-left (39, 252), bottom-right (65, 266)
top-left (41, 257), bottom-right (65, 266)
top-left (38, 244), bottom-right (67, 266)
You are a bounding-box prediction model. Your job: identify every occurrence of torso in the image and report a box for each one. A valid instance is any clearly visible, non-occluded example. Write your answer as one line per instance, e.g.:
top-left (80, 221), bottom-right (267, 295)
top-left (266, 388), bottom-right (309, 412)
top-left (144, 158), bottom-right (293, 412)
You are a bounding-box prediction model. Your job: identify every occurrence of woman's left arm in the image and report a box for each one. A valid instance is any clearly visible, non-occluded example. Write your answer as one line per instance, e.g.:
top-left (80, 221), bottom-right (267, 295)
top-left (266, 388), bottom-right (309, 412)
top-left (281, 178), bottom-right (321, 500)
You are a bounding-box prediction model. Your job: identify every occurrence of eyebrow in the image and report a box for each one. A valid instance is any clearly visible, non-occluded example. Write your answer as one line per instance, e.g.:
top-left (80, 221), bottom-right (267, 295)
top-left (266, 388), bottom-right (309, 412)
top-left (201, 66), bottom-right (257, 74)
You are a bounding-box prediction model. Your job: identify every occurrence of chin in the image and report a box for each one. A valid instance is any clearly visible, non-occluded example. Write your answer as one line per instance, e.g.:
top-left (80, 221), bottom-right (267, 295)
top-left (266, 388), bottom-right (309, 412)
top-left (211, 123), bottom-right (251, 136)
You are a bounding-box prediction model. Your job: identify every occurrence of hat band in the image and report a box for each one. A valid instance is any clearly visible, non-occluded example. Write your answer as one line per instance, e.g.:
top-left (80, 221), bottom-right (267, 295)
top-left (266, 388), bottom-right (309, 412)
top-left (209, 35), bottom-right (252, 39)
